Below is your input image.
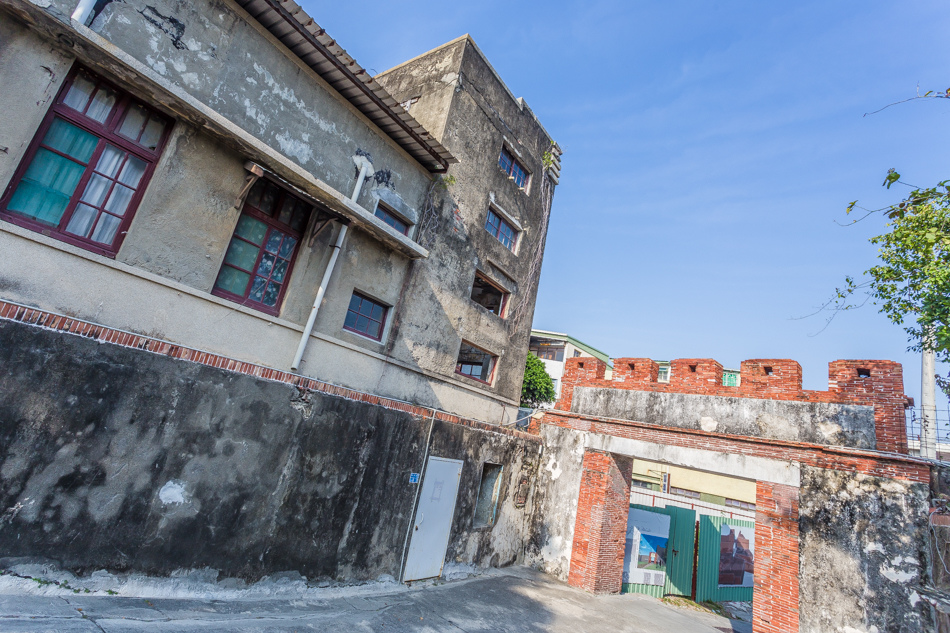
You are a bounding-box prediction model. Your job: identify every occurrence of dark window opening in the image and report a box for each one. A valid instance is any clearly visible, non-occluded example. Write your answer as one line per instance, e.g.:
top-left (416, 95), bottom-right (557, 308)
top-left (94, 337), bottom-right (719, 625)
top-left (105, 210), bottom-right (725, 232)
top-left (0, 66), bottom-right (171, 257)
top-left (689, 364), bottom-right (697, 373)
top-left (374, 202), bottom-right (409, 235)
top-left (628, 363), bottom-right (636, 371)
top-left (343, 292), bottom-right (388, 340)
top-left (498, 146), bottom-right (529, 189)
top-left (471, 272), bottom-right (509, 316)
top-left (485, 209), bottom-right (518, 251)
top-left (213, 177), bottom-right (310, 315)
top-left (577, 362), bottom-right (585, 369)
top-left (456, 342), bottom-right (496, 383)
top-left (764, 366), bottom-right (774, 376)
top-left (473, 463), bottom-right (503, 527)
top-left (857, 368), bottom-right (871, 378)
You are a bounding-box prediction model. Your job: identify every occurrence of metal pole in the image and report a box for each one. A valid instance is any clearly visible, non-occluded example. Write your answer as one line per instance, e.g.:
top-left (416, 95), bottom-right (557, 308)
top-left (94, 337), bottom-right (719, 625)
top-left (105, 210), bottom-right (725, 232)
top-left (922, 343), bottom-right (938, 459)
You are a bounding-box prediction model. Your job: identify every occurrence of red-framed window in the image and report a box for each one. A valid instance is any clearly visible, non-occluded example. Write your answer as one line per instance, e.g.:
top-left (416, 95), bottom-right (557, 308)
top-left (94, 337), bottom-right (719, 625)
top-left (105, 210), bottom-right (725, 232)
top-left (374, 202), bottom-right (409, 235)
top-left (485, 209), bottom-right (517, 251)
top-left (0, 66), bottom-right (171, 258)
top-left (498, 147), bottom-right (529, 189)
top-left (455, 341), bottom-right (496, 384)
top-left (212, 178), bottom-right (311, 315)
top-left (470, 272), bottom-right (509, 317)
top-left (343, 291), bottom-right (388, 340)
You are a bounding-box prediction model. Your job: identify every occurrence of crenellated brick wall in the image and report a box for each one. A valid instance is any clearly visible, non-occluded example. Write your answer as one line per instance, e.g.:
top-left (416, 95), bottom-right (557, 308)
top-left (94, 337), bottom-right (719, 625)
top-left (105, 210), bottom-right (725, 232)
top-left (555, 356), bottom-right (909, 453)
top-left (567, 449), bottom-right (633, 593)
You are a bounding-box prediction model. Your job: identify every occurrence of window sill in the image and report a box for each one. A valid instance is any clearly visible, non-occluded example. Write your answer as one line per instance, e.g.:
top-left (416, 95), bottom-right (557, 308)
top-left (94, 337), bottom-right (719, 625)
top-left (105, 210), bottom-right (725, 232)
top-left (455, 371), bottom-right (494, 387)
top-left (342, 325), bottom-right (384, 343)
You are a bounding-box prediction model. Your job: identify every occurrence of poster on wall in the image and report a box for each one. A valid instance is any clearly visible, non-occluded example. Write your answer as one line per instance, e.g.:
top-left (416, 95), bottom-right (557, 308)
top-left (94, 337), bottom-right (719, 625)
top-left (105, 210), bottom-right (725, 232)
top-left (718, 523), bottom-right (755, 587)
top-left (622, 508), bottom-right (670, 587)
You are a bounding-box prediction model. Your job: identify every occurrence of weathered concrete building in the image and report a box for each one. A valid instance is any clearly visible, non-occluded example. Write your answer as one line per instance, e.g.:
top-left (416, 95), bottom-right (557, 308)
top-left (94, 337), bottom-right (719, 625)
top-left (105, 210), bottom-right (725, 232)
top-left (0, 0), bottom-right (561, 424)
top-left (0, 0), bottom-right (561, 588)
top-left (527, 354), bottom-right (938, 633)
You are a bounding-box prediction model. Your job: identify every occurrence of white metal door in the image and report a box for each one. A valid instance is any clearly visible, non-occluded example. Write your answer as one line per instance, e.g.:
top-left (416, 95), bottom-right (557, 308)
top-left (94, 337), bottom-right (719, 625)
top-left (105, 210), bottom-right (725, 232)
top-left (403, 456), bottom-right (463, 581)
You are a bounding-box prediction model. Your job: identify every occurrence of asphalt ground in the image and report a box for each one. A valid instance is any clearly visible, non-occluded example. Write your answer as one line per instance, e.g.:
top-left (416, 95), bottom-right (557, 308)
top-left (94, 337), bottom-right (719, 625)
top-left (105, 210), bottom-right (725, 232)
top-left (0, 566), bottom-right (752, 633)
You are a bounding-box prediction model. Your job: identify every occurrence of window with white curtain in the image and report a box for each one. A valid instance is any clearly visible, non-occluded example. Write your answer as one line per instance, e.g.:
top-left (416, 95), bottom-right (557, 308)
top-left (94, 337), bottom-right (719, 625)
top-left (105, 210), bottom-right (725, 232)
top-left (0, 65), bottom-right (170, 257)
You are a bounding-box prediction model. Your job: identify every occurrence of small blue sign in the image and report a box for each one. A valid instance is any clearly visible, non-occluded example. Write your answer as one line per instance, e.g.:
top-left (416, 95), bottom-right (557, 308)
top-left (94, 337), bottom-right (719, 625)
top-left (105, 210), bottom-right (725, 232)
top-left (409, 473), bottom-right (420, 484)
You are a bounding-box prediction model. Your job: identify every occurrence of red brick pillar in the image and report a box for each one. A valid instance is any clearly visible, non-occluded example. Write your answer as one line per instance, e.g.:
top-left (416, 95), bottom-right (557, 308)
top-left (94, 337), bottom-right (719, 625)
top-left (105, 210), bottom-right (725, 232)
top-left (568, 449), bottom-right (633, 593)
top-left (753, 481), bottom-right (800, 633)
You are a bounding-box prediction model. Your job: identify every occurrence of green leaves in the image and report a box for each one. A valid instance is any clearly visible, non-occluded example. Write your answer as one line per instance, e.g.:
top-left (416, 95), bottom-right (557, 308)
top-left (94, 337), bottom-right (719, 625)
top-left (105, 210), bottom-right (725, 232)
top-left (851, 175), bottom-right (950, 365)
top-left (883, 168), bottom-right (901, 189)
top-left (521, 353), bottom-right (557, 408)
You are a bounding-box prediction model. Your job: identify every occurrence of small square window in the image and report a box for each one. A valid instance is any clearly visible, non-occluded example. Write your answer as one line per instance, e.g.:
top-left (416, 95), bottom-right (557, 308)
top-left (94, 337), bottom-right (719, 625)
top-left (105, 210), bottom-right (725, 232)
top-left (473, 463), bottom-right (503, 528)
top-left (455, 341), bottom-right (496, 383)
top-left (485, 209), bottom-right (518, 251)
top-left (470, 272), bottom-right (509, 316)
top-left (857, 368), bottom-right (871, 378)
top-left (374, 202), bottom-right (410, 236)
top-left (764, 366), bottom-right (774, 376)
top-left (498, 147), bottom-right (529, 189)
top-left (343, 292), bottom-right (388, 341)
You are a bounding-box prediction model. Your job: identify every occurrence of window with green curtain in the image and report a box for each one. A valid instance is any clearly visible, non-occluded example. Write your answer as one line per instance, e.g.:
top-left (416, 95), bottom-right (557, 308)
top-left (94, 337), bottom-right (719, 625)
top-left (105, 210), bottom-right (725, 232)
top-left (0, 66), bottom-right (169, 256)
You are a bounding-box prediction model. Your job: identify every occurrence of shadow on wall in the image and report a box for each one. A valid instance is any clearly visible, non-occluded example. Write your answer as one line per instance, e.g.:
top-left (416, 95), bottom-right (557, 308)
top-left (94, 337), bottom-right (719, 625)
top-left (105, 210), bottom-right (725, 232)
top-left (0, 318), bottom-right (534, 583)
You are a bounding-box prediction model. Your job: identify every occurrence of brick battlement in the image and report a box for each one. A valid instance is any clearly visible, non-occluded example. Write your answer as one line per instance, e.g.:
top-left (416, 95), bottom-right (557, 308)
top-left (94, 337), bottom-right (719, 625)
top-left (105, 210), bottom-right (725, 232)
top-left (556, 356), bottom-right (910, 453)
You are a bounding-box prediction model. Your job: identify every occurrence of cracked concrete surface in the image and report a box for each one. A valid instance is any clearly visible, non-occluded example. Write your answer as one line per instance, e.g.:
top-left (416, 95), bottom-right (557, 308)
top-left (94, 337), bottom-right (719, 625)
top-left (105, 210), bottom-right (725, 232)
top-left (0, 568), bottom-right (748, 632)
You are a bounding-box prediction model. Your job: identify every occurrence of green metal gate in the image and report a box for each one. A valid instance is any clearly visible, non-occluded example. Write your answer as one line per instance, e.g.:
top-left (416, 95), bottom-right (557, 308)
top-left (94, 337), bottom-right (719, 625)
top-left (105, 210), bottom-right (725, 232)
top-left (621, 504), bottom-right (696, 597)
top-left (695, 515), bottom-right (755, 603)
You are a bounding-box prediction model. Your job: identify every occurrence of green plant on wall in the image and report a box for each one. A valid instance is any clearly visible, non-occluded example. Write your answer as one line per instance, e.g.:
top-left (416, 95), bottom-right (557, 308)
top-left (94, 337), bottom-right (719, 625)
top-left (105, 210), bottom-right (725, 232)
top-left (520, 353), bottom-right (557, 407)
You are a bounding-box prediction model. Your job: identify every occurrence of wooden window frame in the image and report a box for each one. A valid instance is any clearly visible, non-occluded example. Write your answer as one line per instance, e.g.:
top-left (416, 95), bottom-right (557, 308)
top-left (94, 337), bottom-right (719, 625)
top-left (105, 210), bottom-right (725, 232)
top-left (373, 201), bottom-right (410, 236)
top-left (342, 291), bottom-right (389, 341)
top-left (455, 340), bottom-right (497, 385)
top-left (0, 65), bottom-right (172, 258)
top-left (211, 176), bottom-right (311, 316)
top-left (498, 146), bottom-right (529, 190)
top-left (470, 271), bottom-right (510, 318)
top-left (484, 208), bottom-right (518, 251)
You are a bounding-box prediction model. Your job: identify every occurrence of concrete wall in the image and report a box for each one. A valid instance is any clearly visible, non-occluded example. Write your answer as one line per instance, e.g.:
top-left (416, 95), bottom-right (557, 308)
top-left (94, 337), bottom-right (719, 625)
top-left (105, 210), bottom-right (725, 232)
top-left (572, 386), bottom-right (878, 449)
top-left (799, 465), bottom-right (933, 633)
top-left (0, 318), bottom-right (538, 581)
top-left (376, 36), bottom-right (558, 408)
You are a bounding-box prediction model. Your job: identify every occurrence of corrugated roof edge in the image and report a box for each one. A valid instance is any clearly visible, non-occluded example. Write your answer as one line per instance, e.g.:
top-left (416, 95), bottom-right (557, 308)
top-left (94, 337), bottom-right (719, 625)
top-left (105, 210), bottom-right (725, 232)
top-left (242, 0), bottom-right (456, 171)
top-left (376, 34), bottom-right (561, 152)
top-left (530, 329), bottom-right (612, 366)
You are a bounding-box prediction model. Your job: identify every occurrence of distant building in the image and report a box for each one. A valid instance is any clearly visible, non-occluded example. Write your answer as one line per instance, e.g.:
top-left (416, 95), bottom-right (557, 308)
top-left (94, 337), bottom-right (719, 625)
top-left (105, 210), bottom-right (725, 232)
top-left (529, 329), bottom-right (610, 403)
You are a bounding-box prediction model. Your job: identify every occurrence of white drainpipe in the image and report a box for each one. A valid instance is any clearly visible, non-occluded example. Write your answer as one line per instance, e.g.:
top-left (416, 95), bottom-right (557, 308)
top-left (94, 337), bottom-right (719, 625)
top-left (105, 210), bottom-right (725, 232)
top-left (72, 0), bottom-right (97, 25)
top-left (291, 156), bottom-right (373, 371)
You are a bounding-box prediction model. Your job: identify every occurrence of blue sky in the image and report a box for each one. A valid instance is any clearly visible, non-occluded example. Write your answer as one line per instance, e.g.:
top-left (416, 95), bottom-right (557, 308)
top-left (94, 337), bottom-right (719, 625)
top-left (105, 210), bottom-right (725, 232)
top-left (306, 1), bottom-right (950, 409)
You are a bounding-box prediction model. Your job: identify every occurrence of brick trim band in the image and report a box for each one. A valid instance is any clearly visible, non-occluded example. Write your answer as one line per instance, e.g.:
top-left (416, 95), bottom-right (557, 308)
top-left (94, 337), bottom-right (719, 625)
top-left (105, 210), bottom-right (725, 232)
top-left (0, 300), bottom-right (538, 443)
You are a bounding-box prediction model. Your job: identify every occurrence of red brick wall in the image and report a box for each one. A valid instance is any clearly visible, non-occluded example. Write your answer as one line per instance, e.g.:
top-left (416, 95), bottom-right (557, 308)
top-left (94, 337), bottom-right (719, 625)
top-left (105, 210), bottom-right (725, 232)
top-left (568, 449), bottom-right (633, 593)
top-left (828, 360), bottom-right (908, 453)
top-left (611, 358), bottom-right (658, 385)
top-left (753, 482), bottom-right (800, 633)
top-left (671, 358), bottom-right (724, 391)
top-left (555, 356), bottom-right (909, 454)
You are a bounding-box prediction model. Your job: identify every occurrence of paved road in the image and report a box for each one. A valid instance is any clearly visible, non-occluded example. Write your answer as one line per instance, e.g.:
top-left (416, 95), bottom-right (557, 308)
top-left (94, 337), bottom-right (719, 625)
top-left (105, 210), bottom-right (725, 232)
top-left (0, 567), bottom-right (750, 632)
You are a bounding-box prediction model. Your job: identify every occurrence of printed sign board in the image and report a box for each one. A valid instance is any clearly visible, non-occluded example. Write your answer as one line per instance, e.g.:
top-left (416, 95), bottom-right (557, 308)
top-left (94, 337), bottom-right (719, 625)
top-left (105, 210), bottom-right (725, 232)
top-left (623, 508), bottom-right (671, 587)
top-left (718, 523), bottom-right (755, 587)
